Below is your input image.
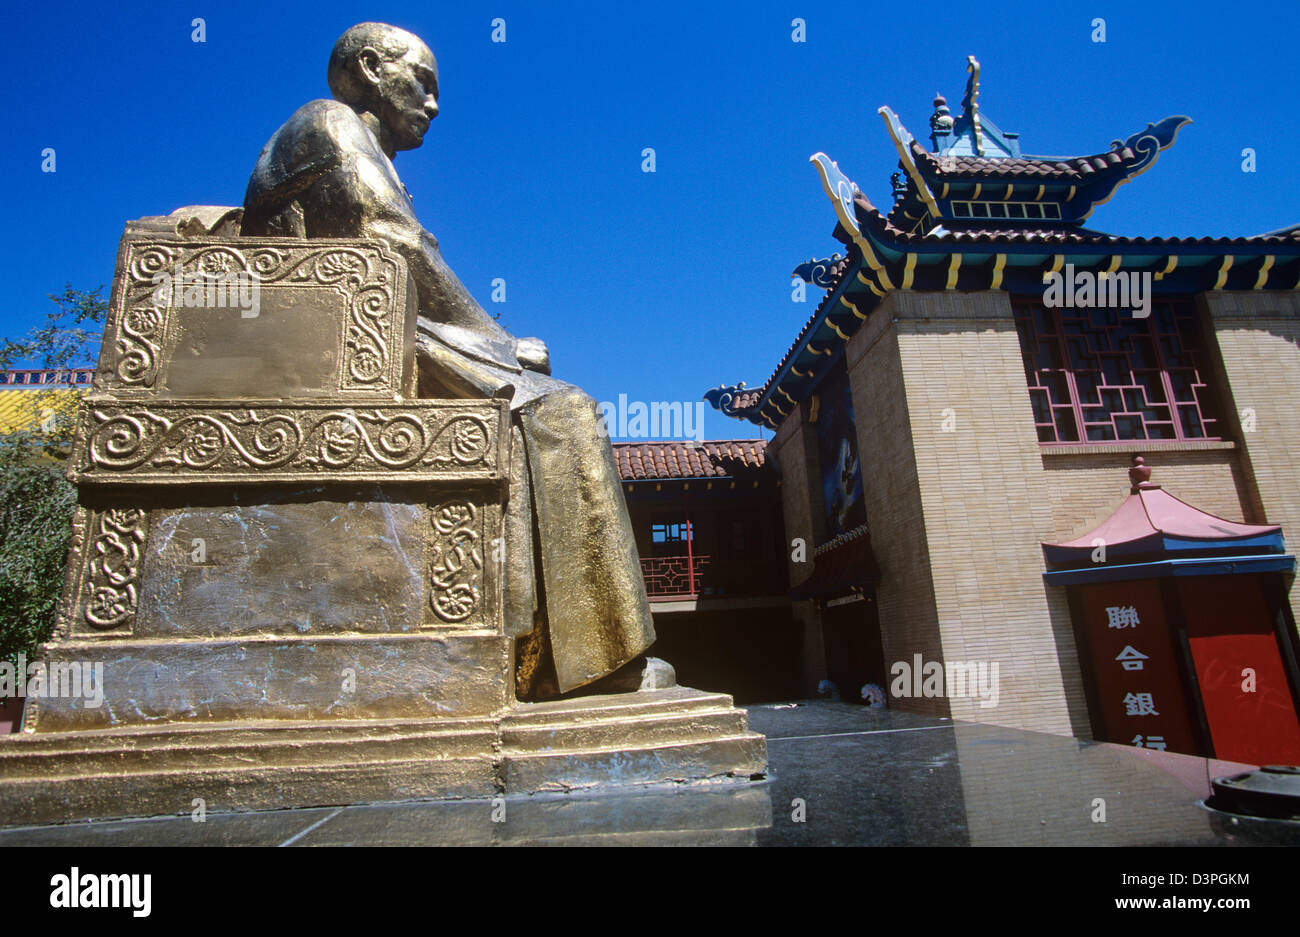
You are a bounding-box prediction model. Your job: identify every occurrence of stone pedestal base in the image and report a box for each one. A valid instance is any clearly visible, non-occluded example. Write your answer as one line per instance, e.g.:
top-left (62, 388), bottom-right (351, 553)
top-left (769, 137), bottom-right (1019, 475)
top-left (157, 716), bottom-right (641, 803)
top-left (0, 688), bottom-right (766, 827)
top-left (26, 633), bottom-right (513, 732)
top-left (2, 230), bottom-right (769, 832)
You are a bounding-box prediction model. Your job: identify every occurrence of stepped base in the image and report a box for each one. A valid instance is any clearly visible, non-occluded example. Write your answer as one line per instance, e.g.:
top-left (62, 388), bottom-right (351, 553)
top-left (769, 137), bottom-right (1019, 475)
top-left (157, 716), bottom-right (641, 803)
top-left (0, 687), bottom-right (767, 827)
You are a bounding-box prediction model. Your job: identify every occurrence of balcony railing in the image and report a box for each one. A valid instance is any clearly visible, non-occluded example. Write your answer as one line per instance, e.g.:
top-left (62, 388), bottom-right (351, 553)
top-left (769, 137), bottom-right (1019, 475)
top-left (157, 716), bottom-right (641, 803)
top-left (0, 368), bottom-right (94, 388)
top-left (640, 554), bottom-right (711, 600)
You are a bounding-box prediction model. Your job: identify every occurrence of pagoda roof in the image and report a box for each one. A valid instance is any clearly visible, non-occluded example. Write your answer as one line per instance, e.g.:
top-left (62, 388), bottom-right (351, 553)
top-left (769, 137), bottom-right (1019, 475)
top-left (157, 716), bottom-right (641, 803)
top-left (851, 186), bottom-right (1300, 250)
top-left (913, 143), bottom-right (1137, 182)
top-left (1043, 463), bottom-right (1283, 568)
top-left (711, 183), bottom-right (1299, 429)
top-left (1039, 458), bottom-right (1293, 583)
top-left (709, 58), bottom-right (1300, 432)
top-left (879, 57), bottom-right (1190, 234)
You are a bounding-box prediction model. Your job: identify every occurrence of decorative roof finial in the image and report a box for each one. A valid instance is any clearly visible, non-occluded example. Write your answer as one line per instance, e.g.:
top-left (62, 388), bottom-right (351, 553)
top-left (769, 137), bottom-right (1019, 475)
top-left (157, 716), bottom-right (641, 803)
top-left (1129, 455), bottom-right (1158, 492)
top-left (962, 56), bottom-right (984, 157)
top-left (930, 93), bottom-right (954, 134)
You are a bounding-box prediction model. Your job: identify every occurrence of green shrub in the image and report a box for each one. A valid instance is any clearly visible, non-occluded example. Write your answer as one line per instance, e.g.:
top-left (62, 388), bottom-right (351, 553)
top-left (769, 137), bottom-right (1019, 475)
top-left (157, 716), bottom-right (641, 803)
top-left (0, 447), bottom-right (77, 667)
top-left (0, 285), bottom-right (104, 668)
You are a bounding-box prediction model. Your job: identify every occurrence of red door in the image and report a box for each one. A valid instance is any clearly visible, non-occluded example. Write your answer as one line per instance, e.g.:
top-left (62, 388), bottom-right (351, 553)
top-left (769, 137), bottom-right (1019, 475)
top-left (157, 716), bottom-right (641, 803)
top-left (1178, 575), bottom-right (1300, 765)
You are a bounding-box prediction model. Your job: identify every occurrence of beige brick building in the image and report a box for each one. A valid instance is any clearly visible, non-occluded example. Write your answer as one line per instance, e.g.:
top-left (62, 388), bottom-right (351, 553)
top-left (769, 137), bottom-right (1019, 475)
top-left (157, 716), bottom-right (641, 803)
top-left (707, 60), bottom-right (1300, 762)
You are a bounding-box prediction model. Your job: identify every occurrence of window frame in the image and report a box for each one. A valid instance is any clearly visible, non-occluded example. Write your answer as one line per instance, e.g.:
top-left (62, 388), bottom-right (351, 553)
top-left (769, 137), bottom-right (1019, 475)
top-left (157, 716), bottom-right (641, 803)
top-left (1012, 295), bottom-right (1223, 445)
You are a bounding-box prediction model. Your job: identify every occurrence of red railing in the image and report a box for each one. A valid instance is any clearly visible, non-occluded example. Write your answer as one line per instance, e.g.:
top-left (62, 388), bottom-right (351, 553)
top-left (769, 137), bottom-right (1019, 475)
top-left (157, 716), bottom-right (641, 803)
top-left (640, 554), bottom-right (711, 600)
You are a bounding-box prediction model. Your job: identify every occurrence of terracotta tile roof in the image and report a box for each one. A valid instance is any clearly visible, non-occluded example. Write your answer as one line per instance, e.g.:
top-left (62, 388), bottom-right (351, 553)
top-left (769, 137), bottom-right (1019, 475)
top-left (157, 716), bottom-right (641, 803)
top-left (613, 440), bottom-right (769, 481)
top-left (728, 388), bottom-right (764, 410)
top-left (912, 141), bottom-right (1135, 180)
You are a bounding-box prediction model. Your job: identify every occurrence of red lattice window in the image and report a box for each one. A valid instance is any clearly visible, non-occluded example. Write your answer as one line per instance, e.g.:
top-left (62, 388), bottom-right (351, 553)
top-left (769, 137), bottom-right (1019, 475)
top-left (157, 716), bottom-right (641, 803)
top-left (1012, 298), bottom-right (1222, 443)
top-left (639, 555), bottom-right (711, 599)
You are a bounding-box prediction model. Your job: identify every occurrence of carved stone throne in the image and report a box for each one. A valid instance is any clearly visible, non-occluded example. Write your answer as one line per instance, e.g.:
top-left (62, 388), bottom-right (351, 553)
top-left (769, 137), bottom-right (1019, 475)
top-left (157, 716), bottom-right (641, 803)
top-left (0, 212), bottom-right (765, 825)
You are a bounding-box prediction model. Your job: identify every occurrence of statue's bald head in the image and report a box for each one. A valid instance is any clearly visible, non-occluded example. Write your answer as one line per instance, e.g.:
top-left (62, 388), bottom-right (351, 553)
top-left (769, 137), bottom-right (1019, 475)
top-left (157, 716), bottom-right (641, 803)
top-left (327, 23), bottom-right (432, 107)
top-left (326, 22), bottom-right (440, 155)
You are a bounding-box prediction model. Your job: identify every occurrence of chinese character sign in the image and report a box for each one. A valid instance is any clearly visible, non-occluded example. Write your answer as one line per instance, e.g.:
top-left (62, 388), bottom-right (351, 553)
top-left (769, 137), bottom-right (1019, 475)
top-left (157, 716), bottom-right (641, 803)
top-left (1076, 580), bottom-right (1200, 755)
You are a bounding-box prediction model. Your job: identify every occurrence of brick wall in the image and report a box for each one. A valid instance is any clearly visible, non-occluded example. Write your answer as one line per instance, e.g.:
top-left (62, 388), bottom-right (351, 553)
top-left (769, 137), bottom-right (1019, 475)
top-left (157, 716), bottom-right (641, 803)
top-left (844, 299), bottom-right (948, 717)
top-left (774, 286), bottom-right (1298, 735)
top-left (1204, 290), bottom-right (1300, 627)
top-left (769, 405), bottom-right (828, 695)
top-left (847, 290), bottom-right (1084, 733)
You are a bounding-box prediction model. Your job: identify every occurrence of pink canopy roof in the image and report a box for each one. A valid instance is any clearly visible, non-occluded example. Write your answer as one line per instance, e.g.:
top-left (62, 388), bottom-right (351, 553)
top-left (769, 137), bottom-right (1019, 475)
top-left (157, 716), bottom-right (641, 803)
top-left (1049, 485), bottom-right (1280, 550)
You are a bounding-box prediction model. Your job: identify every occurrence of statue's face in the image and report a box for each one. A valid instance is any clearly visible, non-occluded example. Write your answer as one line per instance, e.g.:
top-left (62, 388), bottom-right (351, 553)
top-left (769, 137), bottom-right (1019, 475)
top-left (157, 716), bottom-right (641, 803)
top-left (369, 41), bottom-right (439, 151)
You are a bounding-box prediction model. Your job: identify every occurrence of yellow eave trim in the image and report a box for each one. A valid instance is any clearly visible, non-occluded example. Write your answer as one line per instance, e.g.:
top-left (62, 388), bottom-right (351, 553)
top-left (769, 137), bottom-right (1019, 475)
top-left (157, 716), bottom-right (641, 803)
top-left (990, 253), bottom-right (1007, 290)
top-left (1254, 255), bottom-right (1274, 290)
top-left (811, 153), bottom-right (897, 291)
top-left (1213, 255), bottom-right (1234, 290)
top-left (1043, 254), bottom-right (1064, 283)
top-left (856, 270), bottom-right (885, 298)
top-left (946, 254), bottom-right (962, 289)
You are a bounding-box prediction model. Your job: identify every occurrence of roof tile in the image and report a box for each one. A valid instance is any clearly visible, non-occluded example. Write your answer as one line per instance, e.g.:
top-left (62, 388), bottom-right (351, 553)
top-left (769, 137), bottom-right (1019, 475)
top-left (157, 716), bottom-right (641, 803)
top-left (612, 440), bottom-right (769, 481)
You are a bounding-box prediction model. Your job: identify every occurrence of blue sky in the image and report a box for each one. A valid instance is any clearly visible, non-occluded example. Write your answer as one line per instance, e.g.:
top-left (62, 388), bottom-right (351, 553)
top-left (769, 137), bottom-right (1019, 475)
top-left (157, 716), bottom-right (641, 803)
top-left (3, 0), bottom-right (1296, 441)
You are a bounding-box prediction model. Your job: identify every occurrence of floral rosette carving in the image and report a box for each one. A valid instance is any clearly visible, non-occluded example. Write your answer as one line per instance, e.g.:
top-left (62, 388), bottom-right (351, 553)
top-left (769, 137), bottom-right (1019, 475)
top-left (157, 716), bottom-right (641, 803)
top-left (116, 305), bottom-right (165, 385)
top-left (306, 249), bottom-right (369, 288)
top-left (193, 246), bottom-right (246, 276)
top-left (303, 410), bottom-right (427, 469)
top-left (84, 508), bottom-right (146, 630)
top-left (423, 416), bottom-right (490, 467)
top-left (429, 500), bottom-right (481, 623)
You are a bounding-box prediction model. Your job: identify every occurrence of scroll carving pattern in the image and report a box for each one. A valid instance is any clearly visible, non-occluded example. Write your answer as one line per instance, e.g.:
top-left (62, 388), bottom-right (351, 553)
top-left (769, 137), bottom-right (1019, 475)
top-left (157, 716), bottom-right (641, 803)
top-left (429, 500), bottom-right (482, 624)
top-left (76, 405), bottom-right (493, 481)
top-left (114, 243), bottom-right (398, 392)
top-left (82, 508), bottom-right (147, 632)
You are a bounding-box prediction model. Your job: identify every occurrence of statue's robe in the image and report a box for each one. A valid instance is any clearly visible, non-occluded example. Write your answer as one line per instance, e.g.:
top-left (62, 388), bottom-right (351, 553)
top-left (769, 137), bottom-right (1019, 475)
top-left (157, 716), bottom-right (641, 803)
top-left (240, 99), bottom-right (654, 693)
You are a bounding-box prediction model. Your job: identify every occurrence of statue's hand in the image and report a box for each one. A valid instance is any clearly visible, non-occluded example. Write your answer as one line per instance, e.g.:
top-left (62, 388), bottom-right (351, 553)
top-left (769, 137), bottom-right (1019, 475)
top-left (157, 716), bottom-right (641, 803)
top-left (517, 336), bottom-right (551, 375)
